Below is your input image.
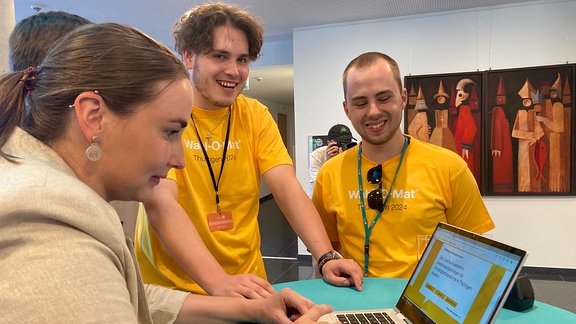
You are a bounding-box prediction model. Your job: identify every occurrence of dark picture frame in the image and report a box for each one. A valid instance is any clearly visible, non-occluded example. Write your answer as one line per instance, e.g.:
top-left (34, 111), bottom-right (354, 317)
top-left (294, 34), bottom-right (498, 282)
top-left (404, 72), bottom-right (484, 191)
top-left (404, 65), bottom-right (576, 196)
top-left (484, 64), bottom-right (575, 195)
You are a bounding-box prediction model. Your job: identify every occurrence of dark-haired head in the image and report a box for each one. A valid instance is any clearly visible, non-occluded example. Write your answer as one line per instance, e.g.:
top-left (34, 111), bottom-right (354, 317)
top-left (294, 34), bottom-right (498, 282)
top-left (9, 11), bottom-right (92, 72)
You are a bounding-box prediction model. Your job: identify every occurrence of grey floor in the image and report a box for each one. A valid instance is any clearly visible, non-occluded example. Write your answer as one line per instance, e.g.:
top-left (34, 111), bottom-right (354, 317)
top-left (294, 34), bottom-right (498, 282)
top-left (258, 196), bottom-right (576, 314)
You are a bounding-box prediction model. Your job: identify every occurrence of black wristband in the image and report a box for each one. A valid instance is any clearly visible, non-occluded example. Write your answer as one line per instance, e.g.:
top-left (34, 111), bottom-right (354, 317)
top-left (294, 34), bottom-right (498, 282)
top-left (317, 250), bottom-right (343, 276)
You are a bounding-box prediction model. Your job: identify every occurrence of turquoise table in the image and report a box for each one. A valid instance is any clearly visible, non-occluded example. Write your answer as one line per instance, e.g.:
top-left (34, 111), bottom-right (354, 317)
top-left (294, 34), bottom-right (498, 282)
top-left (274, 278), bottom-right (576, 323)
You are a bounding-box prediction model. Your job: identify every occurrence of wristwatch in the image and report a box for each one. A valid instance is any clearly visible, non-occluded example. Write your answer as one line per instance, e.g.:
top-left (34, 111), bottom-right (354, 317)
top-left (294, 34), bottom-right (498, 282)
top-left (317, 249), bottom-right (343, 276)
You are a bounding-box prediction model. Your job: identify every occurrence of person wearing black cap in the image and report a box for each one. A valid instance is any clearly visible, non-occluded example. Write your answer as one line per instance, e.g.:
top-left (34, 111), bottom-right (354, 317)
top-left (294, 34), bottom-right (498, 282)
top-left (328, 124), bottom-right (357, 151)
top-left (308, 124), bottom-right (356, 196)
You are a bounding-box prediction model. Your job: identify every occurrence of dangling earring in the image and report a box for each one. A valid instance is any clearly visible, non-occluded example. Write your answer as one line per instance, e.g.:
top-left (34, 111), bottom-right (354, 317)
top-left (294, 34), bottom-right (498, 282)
top-left (85, 135), bottom-right (102, 161)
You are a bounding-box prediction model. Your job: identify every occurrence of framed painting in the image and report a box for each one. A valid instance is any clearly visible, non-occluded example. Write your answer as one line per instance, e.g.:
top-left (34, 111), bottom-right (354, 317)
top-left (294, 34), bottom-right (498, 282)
top-left (308, 135), bottom-right (328, 169)
top-left (484, 64), bottom-right (575, 195)
top-left (309, 135), bottom-right (328, 152)
top-left (404, 72), bottom-right (484, 191)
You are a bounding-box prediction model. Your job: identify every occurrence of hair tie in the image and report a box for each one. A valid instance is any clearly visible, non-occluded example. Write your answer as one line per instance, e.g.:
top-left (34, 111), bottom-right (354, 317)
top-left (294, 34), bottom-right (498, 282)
top-left (18, 66), bottom-right (39, 96)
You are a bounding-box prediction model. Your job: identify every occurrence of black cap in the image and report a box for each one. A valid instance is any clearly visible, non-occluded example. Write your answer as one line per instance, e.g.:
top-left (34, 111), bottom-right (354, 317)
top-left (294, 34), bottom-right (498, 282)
top-left (327, 124), bottom-right (355, 143)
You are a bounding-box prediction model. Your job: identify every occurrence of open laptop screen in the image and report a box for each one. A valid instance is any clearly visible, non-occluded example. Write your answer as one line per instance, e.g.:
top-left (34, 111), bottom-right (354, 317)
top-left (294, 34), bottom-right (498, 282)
top-left (396, 223), bottom-right (527, 324)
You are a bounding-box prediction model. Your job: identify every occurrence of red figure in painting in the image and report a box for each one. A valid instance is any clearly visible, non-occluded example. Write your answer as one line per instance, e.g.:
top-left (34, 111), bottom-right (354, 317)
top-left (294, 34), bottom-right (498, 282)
top-left (454, 78), bottom-right (480, 184)
top-left (490, 76), bottom-right (514, 192)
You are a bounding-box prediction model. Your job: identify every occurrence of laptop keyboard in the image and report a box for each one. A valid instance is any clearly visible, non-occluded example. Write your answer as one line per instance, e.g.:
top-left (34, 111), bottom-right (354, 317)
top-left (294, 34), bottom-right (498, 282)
top-left (335, 312), bottom-right (395, 324)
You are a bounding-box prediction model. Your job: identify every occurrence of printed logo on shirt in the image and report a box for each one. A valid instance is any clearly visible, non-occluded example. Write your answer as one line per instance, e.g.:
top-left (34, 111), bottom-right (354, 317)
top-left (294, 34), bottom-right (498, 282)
top-left (348, 188), bottom-right (416, 212)
top-left (193, 154), bottom-right (237, 164)
top-left (183, 139), bottom-right (241, 151)
top-left (348, 188), bottom-right (419, 200)
top-left (184, 139), bottom-right (241, 165)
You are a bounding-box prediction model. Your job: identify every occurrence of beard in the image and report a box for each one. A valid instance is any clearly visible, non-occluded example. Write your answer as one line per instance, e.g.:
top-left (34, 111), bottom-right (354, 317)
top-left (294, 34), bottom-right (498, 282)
top-left (361, 131), bottom-right (395, 146)
top-left (355, 116), bottom-right (401, 146)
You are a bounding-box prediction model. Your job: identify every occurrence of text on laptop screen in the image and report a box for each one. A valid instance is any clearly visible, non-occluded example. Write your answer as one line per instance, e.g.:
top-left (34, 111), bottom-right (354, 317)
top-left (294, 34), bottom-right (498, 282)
top-left (402, 226), bottom-right (523, 324)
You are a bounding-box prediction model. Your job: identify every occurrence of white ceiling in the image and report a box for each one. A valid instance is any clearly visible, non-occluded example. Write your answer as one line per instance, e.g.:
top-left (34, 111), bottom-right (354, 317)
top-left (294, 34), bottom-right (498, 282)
top-left (14, 0), bottom-right (538, 106)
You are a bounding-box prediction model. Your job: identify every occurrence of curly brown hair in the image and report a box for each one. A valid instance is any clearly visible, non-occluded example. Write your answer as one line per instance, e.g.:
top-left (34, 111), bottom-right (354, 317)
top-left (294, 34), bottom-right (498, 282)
top-left (174, 2), bottom-right (263, 61)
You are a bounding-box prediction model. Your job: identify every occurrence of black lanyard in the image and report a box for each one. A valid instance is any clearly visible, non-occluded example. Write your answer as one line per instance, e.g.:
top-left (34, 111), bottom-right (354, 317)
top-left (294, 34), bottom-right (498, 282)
top-left (190, 107), bottom-right (232, 213)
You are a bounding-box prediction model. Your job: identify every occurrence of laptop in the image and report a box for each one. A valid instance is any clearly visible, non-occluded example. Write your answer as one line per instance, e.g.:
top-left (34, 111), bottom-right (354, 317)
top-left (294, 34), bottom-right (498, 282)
top-left (319, 222), bottom-right (528, 324)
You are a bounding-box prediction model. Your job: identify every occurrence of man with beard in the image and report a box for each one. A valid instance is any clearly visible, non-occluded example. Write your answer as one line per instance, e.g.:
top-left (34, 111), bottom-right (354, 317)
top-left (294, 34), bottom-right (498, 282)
top-left (312, 52), bottom-right (494, 278)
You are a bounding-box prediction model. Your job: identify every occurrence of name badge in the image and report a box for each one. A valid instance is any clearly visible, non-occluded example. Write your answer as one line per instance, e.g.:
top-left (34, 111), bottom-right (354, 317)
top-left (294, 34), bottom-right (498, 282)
top-left (207, 211), bottom-right (233, 232)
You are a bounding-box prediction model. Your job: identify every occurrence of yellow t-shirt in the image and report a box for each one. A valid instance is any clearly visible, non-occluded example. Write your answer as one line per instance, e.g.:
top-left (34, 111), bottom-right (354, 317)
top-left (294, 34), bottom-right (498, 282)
top-left (312, 136), bottom-right (494, 278)
top-left (135, 95), bottom-right (292, 294)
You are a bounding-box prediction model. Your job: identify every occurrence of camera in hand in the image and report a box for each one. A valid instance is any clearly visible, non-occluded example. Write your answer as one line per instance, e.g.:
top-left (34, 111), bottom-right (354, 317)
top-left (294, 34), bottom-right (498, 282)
top-left (328, 124), bottom-right (357, 151)
top-left (336, 140), bottom-right (357, 151)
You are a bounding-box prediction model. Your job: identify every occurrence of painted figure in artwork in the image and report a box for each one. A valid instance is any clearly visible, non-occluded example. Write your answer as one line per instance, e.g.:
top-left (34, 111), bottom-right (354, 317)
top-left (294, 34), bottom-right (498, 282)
top-left (537, 73), bottom-right (565, 192)
top-left (454, 78), bottom-right (481, 184)
top-left (561, 78), bottom-right (572, 191)
top-left (406, 84), bottom-right (418, 125)
top-left (531, 89), bottom-right (547, 192)
top-left (512, 79), bottom-right (545, 192)
top-left (490, 76), bottom-right (514, 192)
top-left (429, 80), bottom-right (456, 152)
top-left (408, 86), bottom-right (430, 142)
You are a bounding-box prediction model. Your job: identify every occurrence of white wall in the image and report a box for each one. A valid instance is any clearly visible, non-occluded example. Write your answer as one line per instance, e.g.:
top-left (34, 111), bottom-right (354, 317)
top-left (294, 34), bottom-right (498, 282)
top-left (292, 0), bottom-right (576, 268)
top-left (0, 0), bottom-right (15, 74)
top-left (254, 34), bottom-right (294, 67)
